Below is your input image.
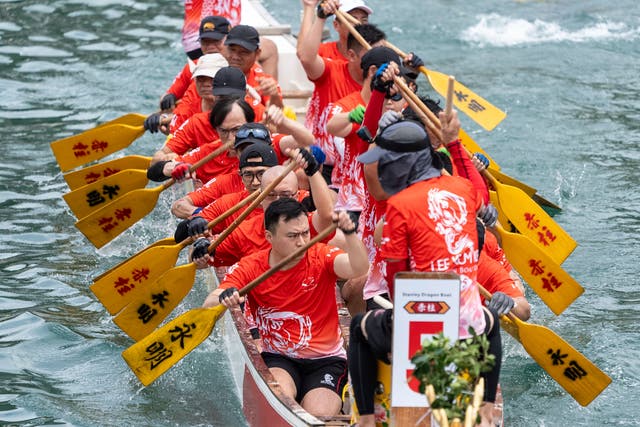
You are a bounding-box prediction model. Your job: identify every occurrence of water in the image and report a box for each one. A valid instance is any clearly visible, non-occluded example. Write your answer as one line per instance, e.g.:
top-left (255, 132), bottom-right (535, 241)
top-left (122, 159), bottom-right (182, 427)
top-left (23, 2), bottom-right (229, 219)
top-left (1, 0), bottom-right (638, 425)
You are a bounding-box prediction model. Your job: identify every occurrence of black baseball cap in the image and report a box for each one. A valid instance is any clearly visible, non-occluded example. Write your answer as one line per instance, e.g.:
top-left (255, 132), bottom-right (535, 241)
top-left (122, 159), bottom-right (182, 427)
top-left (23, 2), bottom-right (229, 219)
top-left (213, 66), bottom-right (246, 97)
top-left (199, 16), bottom-right (231, 40)
top-left (239, 143), bottom-right (278, 169)
top-left (360, 46), bottom-right (402, 72)
top-left (224, 25), bottom-right (260, 51)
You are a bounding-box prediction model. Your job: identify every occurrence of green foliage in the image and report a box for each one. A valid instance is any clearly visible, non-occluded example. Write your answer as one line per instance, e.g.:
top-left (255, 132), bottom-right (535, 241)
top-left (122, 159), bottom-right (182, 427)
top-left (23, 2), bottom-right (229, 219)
top-left (411, 329), bottom-right (495, 421)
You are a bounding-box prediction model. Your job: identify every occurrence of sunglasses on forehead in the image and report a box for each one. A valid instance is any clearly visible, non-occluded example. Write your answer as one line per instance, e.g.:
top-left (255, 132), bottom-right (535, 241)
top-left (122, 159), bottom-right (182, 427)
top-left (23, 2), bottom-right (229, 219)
top-left (385, 92), bottom-right (403, 102)
top-left (236, 127), bottom-right (270, 141)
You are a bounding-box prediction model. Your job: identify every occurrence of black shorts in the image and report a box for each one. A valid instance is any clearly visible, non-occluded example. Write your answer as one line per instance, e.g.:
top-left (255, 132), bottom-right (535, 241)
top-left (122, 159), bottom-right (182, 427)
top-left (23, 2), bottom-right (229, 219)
top-left (261, 352), bottom-right (348, 402)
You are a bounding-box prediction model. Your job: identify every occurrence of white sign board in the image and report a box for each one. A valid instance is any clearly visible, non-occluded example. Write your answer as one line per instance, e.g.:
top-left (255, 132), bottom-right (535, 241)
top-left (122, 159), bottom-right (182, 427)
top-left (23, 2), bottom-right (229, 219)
top-left (391, 272), bottom-right (460, 407)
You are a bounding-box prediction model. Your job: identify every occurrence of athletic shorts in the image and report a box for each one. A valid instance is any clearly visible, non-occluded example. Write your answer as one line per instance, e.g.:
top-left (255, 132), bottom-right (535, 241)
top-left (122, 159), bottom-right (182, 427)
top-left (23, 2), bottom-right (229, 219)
top-left (261, 352), bottom-right (348, 402)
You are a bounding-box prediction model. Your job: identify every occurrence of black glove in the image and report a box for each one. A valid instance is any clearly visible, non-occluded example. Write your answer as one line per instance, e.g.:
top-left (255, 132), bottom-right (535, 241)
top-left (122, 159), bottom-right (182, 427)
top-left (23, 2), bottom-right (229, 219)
top-left (160, 93), bottom-right (177, 111)
top-left (192, 237), bottom-right (211, 260)
top-left (144, 113), bottom-right (161, 133)
top-left (487, 292), bottom-right (515, 315)
top-left (403, 52), bottom-right (424, 69)
top-left (316, 2), bottom-right (333, 19)
top-left (478, 204), bottom-right (498, 228)
top-left (187, 216), bottom-right (208, 237)
top-left (218, 287), bottom-right (239, 304)
top-left (299, 148), bottom-right (320, 176)
top-left (371, 63), bottom-right (393, 93)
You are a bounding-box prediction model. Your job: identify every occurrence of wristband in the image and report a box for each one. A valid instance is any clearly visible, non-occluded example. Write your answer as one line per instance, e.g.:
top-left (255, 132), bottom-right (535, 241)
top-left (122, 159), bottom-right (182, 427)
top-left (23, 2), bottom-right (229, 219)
top-left (316, 3), bottom-right (331, 19)
top-left (192, 207), bottom-right (203, 215)
top-left (445, 138), bottom-right (462, 149)
top-left (341, 227), bottom-right (357, 235)
top-left (146, 160), bottom-right (171, 182)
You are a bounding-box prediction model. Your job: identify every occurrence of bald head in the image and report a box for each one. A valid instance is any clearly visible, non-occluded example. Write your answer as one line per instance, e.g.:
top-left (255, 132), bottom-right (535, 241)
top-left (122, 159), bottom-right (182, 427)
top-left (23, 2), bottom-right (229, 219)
top-left (260, 165), bottom-right (299, 209)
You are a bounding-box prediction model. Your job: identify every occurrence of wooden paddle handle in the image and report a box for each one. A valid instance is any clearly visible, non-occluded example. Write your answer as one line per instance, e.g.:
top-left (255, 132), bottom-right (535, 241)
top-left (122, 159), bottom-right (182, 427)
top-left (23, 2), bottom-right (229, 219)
top-left (207, 189), bottom-right (261, 231)
top-left (239, 223), bottom-right (338, 296)
top-left (161, 141), bottom-right (234, 190)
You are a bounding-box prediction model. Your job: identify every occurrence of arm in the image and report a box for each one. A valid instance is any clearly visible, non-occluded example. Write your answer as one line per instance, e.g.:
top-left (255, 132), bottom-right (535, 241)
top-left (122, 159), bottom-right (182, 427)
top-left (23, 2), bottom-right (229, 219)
top-left (332, 211), bottom-right (370, 278)
top-left (171, 195), bottom-right (198, 219)
top-left (265, 105), bottom-right (314, 150)
top-left (297, 0), bottom-right (333, 81)
top-left (326, 110), bottom-right (356, 138)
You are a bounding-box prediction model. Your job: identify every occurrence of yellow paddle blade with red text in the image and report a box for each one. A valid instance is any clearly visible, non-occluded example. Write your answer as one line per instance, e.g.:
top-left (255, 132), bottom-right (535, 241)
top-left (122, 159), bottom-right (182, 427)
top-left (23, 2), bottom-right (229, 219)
top-left (63, 155), bottom-right (151, 190)
top-left (51, 124), bottom-right (145, 172)
top-left (63, 169), bottom-right (149, 219)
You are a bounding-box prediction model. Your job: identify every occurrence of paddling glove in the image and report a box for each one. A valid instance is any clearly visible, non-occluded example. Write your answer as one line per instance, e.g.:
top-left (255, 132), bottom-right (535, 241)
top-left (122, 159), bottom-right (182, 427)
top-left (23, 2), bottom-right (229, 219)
top-left (478, 203), bottom-right (498, 228)
top-left (187, 216), bottom-right (208, 237)
top-left (378, 110), bottom-right (402, 129)
top-left (144, 113), bottom-right (161, 133)
top-left (316, 3), bottom-right (333, 19)
top-left (192, 237), bottom-right (212, 260)
top-left (403, 52), bottom-right (424, 70)
top-left (371, 63), bottom-right (392, 93)
top-left (299, 148), bottom-right (320, 176)
top-left (348, 105), bottom-right (366, 124)
top-left (171, 162), bottom-right (192, 181)
top-left (160, 93), bottom-right (177, 111)
top-left (473, 152), bottom-right (490, 169)
top-left (487, 292), bottom-right (515, 315)
top-left (218, 287), bottom-right (239, 304)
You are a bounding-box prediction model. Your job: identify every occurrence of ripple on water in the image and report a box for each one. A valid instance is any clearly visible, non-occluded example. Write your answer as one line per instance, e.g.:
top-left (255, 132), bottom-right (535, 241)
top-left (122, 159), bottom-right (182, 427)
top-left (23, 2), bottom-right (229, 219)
top-left (63, 30), bottom-right (99, 41)
top-left (0, 46), bottom-right (73, 58)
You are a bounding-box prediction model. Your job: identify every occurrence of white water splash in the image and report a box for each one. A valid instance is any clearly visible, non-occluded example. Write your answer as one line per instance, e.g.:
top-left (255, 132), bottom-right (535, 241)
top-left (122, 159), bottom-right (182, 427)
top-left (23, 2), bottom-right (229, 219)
top-left (461, 13), bottom-right (640, 47)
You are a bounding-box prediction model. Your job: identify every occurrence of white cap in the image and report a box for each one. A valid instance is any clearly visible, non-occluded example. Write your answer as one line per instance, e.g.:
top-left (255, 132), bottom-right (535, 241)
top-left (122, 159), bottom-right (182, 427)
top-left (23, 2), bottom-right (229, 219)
top-left (339, 0), bottom-right (373, 15)
top-left (192, 53), bottom-right (229, 79)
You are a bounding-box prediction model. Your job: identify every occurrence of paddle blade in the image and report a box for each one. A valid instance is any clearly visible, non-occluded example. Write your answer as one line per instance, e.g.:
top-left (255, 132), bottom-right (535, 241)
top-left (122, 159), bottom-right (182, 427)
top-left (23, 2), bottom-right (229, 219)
top-left (503, 315), bottom-right (611, 406)
top-left (75, 186), bottom-right (163, 248)
top-left (95, 113), bottom-right (146, 129)
top-left (51, 124), bottom-right (145, 172)
top-left (63, 169), bottom-right (149, 219)
top-left (498, 226), bottom-right (583, 315)
top-left (424, 68), bottom-right (506, 131)
top-left (122, 306), bottom-right (226, 386)
top-left (492, 179), bottom-right (577, 265)
top-left (63, 155), bottom-right (151, 190)
top-left (90, 243), bottom-right (183, 314)
top-left (459, 129), bottom-right (501, 171)
top-left (113, 263), bottom-right (197, 341)
top-left (93, 237), bottom-right (177, 282)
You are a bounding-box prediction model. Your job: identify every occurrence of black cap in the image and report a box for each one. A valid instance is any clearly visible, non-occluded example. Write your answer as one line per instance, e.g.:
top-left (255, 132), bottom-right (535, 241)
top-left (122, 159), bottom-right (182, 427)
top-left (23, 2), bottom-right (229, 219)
top-left (360, 46), bottom-right (402, 73)
top-left (224, 25), bottom-right (260, 51)
top-left (234, 123), bottom-right (272, 149)
top-left (199, 16), bottom-right (231, 40)
top-left (213, 66), bottom-right (246, 97)
top-left (239, 143), bottom-right (278, 169)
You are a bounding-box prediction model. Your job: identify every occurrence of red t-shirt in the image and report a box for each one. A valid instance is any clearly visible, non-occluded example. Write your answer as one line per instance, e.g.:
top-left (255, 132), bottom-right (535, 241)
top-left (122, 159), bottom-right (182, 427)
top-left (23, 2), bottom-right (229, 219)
top-left (328, 91), bottom-right (368, 211)
top-left (318, 41), bottom-right (346, 62)
top-left (245, 63), bottom-right (282, 107)
top-left (166, 111), bottom-right (218, 155)
top-left (381, 176), bottom-right (485, 338)
top-left (188, 172), bottom-right (244, 207)
top-left (167, 61), bottom-right (196, 100)
top-left (483, 230), bottom-right (511, 272)
top-left (200, 189), bottom-right (263, 234)
top-left (477, 251), bottom-right (523, 300)
top-left (305, 58), bottom-right (361, 167)
top-left (170, 86), bottom-right (203, 135)
top-left (176, 140), bottom-right (238, 184)
top-left (219, 244), bottom-right (346, 359)
top-left (182, 0), bottom-right (241, 53)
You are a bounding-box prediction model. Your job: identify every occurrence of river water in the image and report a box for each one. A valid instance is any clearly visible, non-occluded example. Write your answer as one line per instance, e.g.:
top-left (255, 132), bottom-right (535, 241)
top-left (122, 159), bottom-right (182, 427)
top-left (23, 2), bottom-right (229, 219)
top-left (1, 0), bottom-right (638, 426)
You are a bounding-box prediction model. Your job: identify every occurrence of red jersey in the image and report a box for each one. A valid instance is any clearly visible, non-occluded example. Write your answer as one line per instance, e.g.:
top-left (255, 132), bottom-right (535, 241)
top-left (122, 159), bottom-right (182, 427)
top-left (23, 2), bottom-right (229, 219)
top-left (361, 194), bottom-right (389, 299)
top-left (245, 63), bottom-right (282, 107)
top-left (483, 230), bottom-right (511, 272)
top-left (166, 111), bottom-right (218, 155)
top-left (200, 189), bottom-right (263, 234)
top-left (328, 91), bottom-right (368, 211)
top-left (176, 140), bottom-right (238, 184)
top-left (219, 244), bottom-right (346, 359)
top-left (170, 85), bottom-right (203, 135)
top-left (167, 60), bottom-right (197, 100)
top-left (305, 58), bottom-right (361, 168)
top-left (188, 172), bottom-right (244, 208)
top-left (182, 0), bottom-right (241, 53)
top-left (477, 251), bottom-right (523, 300)
top-left (318, 41), bottom-right (346, 62)
top-left (381, 176), bottom-right (485, 338)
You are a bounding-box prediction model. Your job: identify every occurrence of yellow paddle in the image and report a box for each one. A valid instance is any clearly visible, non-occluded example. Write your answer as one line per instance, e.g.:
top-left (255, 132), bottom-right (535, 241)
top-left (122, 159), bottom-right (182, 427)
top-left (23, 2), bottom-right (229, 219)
top-left (94, 113), bottom-right (146, 129)
top-left (63, 169), bottom-right (149, 219)
top-left (495, 223), bottom-right (583, 315)
top-left (111, 163), bottom-right (297, 339)
top-left (121, 223), bottom-right (338, 386)
top-left (51, 123), bottom-right (146, 172)
top-left (337, 10), bottom-right (506, 131)
top-left (90, 189), bottom-right (261, 314)
top-left (63, 155), bottom-right (151, 191)
top-left (75, 142), bottom-right (232, 249)
top-left (479, 286), bottom-right (611, 406)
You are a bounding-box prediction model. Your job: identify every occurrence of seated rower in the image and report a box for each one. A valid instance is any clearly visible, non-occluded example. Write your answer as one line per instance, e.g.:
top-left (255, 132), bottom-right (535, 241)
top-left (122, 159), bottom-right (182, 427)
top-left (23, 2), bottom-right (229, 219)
top-left (203, 199), bottom-right (369, 417)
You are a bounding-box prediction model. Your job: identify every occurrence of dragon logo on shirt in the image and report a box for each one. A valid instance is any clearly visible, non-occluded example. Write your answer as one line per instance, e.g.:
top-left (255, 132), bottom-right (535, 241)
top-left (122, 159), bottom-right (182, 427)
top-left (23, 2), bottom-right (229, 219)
top-left (427, 188), bottom-right (475, 265)
top-left (257, 307), bottom-right (312, 358)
